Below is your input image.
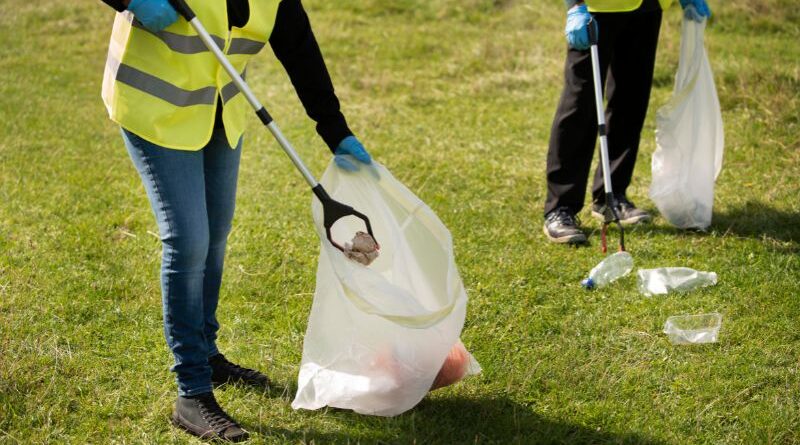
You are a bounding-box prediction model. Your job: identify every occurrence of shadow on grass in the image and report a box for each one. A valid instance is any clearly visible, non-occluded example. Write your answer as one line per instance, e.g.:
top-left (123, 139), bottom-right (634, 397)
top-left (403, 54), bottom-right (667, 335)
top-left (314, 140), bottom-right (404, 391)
top-left (712, 201), bottom-right (799, 245)
top-left (247, 395), bottom-right (666, 445)
top-left (608, 201), bottom-right (799, 253)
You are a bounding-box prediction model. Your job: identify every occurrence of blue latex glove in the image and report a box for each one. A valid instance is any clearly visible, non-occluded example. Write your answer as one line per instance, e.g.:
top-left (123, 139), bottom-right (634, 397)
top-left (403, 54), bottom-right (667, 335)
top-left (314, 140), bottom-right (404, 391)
top-left (334, 136), bottom-right (372, 172)
top-left (679, 0), bottom-right (711, 21)
top-left (127, 0), bottom-right (178, 33)
top-left (565, 4), bottom-right (596, 51)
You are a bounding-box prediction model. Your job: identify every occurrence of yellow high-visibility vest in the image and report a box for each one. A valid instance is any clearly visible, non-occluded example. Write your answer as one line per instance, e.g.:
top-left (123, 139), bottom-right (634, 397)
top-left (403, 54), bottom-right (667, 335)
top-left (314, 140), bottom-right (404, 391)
top-left (587, 0), bottom-right (674, 13)
top-left (102, 0), bottom-right (280, 150)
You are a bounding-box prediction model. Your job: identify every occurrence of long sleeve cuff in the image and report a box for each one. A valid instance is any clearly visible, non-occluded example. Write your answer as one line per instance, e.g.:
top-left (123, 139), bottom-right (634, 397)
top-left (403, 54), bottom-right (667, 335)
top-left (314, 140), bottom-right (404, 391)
top-left (318, 119), bottom-right (353, 152)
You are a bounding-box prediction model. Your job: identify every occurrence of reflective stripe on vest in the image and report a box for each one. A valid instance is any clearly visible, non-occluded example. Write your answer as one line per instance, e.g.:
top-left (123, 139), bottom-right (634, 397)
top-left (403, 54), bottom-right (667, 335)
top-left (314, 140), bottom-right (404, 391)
top-left (228, 38), bottom-right (265, 55)
top-left (587, 0), bottom-right (673, 12)
top-left (131, 21), bottom-right (225, 54)
top-left (102, 0), bottom-right (280, 150)
top-left (116, 63), bottom-right (216, 107)
top-left (220, 70), bottom-right (246, 105)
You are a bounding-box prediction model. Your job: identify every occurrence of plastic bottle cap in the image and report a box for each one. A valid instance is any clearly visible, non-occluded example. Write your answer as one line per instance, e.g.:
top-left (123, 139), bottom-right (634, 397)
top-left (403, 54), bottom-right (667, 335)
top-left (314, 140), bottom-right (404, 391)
top-left (581, 278), bottom-right (595, 289)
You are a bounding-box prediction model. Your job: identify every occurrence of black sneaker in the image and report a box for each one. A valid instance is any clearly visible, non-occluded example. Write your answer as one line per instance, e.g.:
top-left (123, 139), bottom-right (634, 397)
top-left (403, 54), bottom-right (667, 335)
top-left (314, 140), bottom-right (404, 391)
top-left (210, 353), bottom-right (270, 388)
top-left (592, 195), bottom-right (651, 225)
top-left (543, 207), bottom-right (587, 244)
top-left (171, 392), bottom-right (248, 442)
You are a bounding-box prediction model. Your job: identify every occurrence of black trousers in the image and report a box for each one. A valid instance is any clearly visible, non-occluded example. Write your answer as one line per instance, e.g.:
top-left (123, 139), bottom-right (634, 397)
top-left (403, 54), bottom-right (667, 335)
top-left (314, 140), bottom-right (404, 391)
top-left (544, 8), bottom-right (662, 216)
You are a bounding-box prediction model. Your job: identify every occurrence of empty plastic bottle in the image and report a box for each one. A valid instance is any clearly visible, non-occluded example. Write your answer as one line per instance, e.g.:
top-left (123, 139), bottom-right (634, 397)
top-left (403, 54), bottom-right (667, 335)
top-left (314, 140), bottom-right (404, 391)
top-left (581, 251), bottom-right (634, 289)
top-left (637, 267), bottom-right (717, 296)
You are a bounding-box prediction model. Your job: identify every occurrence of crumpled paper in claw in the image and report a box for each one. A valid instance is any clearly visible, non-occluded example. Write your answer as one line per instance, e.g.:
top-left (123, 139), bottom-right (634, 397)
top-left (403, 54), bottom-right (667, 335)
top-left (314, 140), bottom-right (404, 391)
top-left (344, 231), bottom-right (379, 266)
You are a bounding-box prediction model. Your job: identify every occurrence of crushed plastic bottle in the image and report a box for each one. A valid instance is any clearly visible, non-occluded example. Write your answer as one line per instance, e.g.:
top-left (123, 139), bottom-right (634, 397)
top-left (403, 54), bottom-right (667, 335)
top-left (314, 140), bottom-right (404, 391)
top-left (637, 267), bottom-right (717, 296)
top-left (581, 251), bottom-right (634, 289)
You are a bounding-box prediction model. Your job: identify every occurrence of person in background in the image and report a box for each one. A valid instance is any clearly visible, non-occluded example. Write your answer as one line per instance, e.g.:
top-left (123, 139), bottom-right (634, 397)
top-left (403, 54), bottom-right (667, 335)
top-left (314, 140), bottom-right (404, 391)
top-left (542, 0), bottom-right (711, 244)
top-left (98, 0), bottom-right (372, 441)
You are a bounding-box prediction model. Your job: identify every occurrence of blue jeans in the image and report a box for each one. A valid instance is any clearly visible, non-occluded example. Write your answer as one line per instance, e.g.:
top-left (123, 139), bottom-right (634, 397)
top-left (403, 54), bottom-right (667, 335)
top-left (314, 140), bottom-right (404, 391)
top-left (122, 127), bottom-right (241, 396)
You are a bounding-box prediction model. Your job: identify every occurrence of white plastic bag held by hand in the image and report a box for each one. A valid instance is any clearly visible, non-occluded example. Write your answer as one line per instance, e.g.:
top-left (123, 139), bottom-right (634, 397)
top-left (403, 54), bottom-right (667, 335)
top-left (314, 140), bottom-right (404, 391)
top-left (292, 161), bottom-right (480, 417)
top-left (651, 18), bottom-right (724, 230)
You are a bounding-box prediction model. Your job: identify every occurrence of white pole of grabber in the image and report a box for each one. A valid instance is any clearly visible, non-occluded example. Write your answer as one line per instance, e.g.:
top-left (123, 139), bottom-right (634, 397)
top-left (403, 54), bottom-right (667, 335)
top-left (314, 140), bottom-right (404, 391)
top-left (590, 43), bottom-right (613, 196)
top-left (189, 17), bottom-right (319, 189)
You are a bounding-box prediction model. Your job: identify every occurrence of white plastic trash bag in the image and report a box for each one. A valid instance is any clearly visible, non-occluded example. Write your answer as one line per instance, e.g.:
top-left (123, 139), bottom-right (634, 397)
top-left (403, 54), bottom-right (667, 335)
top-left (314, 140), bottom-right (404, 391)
top-left (292, 161), bottom-right (480, 417)
top-left (650, 18), bottom-right (724, 230)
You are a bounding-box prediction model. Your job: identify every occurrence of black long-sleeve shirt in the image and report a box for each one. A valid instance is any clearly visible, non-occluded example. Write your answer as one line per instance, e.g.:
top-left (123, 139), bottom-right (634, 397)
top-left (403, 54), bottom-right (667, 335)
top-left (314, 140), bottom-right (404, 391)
top-left (100, 0), bottom-right (352, 151)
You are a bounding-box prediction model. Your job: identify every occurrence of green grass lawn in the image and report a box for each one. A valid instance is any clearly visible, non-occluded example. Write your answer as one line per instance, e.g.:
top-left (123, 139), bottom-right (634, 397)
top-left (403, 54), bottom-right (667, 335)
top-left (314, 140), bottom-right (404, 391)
top-left (1, 0), bottom-right (799, 443)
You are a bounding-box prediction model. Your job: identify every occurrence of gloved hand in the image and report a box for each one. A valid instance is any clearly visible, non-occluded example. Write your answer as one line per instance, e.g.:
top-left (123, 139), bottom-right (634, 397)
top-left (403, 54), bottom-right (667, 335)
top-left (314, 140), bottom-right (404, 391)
top-left (679, 0), bottom-right (711, 22)
top-left (127, 0), bottom-right (178, 33)
top-left (334, 136), bottom-right (372, 171)
top-left (565, 4), bottom-right (596, 51)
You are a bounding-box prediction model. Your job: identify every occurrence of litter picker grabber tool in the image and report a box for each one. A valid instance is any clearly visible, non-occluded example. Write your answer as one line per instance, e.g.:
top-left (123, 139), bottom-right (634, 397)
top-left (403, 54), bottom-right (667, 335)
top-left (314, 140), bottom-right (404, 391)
top-left (587, 19), bottom-right (625, 253)
top-left (167, 0), bottom-right (375, 252)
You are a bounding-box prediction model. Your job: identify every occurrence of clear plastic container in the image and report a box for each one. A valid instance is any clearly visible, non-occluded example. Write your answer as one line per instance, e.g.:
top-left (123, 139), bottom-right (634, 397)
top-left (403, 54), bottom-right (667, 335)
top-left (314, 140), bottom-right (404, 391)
top-left (663, 313), bottom-right (722, 345)
top-left (637, 267), bottom-right (717, 296)
top-left (581, 251), bottom-right (634, 289)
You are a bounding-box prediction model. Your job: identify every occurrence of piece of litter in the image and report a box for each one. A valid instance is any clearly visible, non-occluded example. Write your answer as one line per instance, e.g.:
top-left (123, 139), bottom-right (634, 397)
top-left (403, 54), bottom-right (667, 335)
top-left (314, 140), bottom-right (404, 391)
top-left (581, 251), bottom-right (634, 289)
top-left (344, 231), bottom-right (379, 266)
top-left (637, 267), bottom-right (717, 296)
top-left (430, 341), bottom-right (470, 391)
top-left (663, 313), bottom-right (722, 345)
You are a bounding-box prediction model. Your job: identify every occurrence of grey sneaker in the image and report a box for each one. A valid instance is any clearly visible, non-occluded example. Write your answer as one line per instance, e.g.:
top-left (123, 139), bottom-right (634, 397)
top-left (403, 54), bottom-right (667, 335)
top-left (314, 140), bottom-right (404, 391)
top-left (172, 392), bottom-right (249, 443)
top-left (543, 208), bottom-right (588, 244)
top-left (592, 195), bottom-right (651, 225)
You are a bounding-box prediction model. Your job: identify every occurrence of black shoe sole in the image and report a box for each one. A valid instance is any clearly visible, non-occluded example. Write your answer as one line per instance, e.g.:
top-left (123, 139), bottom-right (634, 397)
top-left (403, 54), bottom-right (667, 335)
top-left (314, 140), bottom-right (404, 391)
top-left (591, 210), bottom-right (651, 225)
top-left (171, 411), bottom-right (249, 443)
top-left (543, 224), bottom-right (588, 244)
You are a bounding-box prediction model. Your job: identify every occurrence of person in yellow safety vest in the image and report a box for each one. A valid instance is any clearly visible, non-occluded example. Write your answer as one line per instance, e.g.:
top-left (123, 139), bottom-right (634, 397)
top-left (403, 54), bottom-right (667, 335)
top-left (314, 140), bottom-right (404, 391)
top-left (99, 0), bottom-right (372, 441)
top-left (542, 0), bottom-right (711, 244)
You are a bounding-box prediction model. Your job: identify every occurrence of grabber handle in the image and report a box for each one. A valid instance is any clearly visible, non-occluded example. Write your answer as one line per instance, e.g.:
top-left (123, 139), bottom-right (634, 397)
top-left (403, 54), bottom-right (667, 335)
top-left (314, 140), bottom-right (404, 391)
top-left (587, 17), bottom-right (599, 46)
top-left (167, 0), bottom-right (378, 251)
top-left (167, 0), bottom-right (195, 21)
top-left (586, 18), bottom-right (626, 254)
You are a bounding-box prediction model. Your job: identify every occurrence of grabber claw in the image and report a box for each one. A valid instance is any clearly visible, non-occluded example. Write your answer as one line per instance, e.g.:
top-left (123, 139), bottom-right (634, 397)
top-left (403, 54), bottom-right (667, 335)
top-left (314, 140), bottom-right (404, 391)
top-left (599, 201), bottom-right (625, 254)
top-left (312, 184), bottom-right (377, 252)
top-left (600, 220), bottom-right (626, 253)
